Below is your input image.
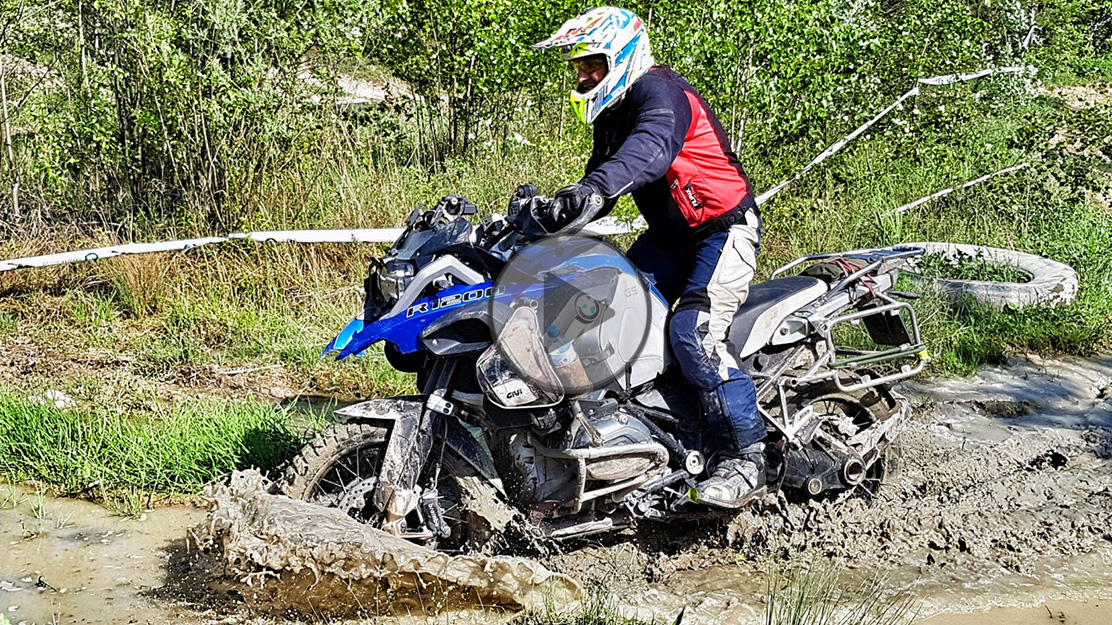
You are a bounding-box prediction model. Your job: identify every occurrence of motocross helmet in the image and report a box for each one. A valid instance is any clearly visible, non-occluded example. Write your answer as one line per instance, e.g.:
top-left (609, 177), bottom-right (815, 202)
top-left (534, 7), bottom-right (655, 124)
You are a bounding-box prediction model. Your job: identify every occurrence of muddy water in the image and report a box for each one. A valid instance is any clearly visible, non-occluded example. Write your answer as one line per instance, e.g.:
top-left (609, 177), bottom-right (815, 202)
top-left (0, 488), bottom-right (213, 624)
top-left (1, 354), bottom-right (1110, 624)
top-left (922, 599), bottom-right (1110, 625)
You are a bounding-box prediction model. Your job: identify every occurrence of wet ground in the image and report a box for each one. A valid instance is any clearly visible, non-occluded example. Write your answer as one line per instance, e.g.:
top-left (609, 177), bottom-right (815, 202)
top-left (0, 488), bottom-right (213, 624)
top-left (2, 353), bottom-right (1110, 624)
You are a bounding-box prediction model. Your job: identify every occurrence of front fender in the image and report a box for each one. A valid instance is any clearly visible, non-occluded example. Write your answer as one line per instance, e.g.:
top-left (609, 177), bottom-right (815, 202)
top-left (326, 282), bottom-right (497, 360)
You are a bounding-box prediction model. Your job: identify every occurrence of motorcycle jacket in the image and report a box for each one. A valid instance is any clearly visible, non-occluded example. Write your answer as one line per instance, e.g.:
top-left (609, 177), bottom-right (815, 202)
top-left (579, 66), bottom-right (757, 240)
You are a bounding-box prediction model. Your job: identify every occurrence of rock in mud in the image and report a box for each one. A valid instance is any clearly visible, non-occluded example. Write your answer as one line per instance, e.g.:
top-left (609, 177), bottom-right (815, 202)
top-left (190, 470), bottom-right (579, 617)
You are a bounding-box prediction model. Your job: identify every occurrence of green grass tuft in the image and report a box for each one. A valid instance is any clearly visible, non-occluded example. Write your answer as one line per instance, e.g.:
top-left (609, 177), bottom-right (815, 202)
top-left (0, 395), bottom-right (314, 494)
top-left (513, 583), bottom-right (666, 625)
top-left (765, 563), bottom-right (917, 625)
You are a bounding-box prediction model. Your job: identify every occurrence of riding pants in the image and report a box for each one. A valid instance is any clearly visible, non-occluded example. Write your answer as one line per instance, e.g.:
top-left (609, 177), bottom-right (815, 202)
top-left (626, 210), bottom-right (766, 452)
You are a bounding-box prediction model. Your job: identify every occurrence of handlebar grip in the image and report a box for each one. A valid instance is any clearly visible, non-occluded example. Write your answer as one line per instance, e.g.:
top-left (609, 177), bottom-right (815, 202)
top-left (513, 183), bottom-right (538, 200)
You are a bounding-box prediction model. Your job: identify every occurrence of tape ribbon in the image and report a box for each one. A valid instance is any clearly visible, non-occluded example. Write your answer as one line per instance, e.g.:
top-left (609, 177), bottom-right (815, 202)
top-left (0, 67), bottom-right (1027, 273)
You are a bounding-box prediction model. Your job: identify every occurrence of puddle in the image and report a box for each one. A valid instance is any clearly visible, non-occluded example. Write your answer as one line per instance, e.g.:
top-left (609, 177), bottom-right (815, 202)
top-left (0, 486), bottom-right (209, 624)
top-left (920, 599), bottom-right (1111, 624)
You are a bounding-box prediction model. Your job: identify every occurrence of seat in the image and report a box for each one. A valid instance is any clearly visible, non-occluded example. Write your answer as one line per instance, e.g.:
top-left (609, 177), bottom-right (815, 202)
top-left (727, 276), bottom-right (827, 358)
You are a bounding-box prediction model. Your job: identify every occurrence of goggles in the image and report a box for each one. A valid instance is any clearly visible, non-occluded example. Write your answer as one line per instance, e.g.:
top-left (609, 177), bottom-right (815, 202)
top-left (570, 56), bottom-right (607, 74)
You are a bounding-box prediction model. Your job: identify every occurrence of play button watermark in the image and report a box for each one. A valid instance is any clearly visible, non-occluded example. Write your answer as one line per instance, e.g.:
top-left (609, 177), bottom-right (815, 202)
top-left (489, 235), bottom-right (653, 396)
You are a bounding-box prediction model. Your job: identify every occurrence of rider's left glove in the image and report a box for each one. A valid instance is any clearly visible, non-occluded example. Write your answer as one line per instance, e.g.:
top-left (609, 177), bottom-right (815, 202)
top-left (552, 182), bottom-right (605, 226)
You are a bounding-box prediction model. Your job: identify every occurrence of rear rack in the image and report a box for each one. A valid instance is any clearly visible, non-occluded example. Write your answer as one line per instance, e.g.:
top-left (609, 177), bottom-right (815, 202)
top-left (770, 245), bottom-right (925, 281)
top-left (751, 246), bottom-right (929, 444)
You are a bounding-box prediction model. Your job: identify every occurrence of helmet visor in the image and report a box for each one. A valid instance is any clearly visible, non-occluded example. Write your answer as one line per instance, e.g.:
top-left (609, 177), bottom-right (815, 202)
top-left (569, 55), bottom-right (607, 75)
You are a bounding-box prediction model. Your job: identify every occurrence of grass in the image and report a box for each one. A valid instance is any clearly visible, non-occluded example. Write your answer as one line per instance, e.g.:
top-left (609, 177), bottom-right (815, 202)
top-left (0, 394), bottom-right (316, 495)
top-left (754, 80), bottom-right (1112, 374)
top-left (764, 563), bottom-right (917, 625)
top-left (512, 584), bottom-right (674, 625)
top-left (913, 250), bottom-right (1031, 283)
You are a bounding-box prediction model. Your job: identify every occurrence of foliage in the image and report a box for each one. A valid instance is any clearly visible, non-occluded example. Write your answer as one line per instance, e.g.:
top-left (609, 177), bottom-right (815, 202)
top-left (2, 0), bottom-right (383, 229)
top-left (2, 0), bottom-right (1108, 226)
top-left (913, 250), bottom-right (1031, 283)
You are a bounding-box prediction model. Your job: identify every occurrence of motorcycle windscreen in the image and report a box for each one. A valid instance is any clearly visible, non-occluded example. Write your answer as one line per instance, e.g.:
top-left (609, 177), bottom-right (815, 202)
top-left (476, 306), bottom-right (563, 409)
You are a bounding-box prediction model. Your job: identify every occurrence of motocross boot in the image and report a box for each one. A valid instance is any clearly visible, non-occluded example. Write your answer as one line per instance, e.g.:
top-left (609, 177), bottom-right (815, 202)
top-left (694, 442), bottom-right (766, 509)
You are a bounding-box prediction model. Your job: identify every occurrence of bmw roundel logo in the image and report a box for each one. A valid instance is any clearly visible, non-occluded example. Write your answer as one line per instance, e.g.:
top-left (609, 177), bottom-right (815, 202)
top-left (575, 293), bottom-right (600, 321)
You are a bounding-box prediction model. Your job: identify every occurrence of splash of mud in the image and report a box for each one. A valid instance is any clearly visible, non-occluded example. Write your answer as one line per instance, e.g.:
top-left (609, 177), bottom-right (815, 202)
top-left (190, 470), bottom-right (579, 617)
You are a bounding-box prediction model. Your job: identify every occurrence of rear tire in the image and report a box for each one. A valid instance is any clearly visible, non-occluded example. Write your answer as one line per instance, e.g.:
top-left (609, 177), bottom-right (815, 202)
top-left (776, 381), bottom-right (902, 496)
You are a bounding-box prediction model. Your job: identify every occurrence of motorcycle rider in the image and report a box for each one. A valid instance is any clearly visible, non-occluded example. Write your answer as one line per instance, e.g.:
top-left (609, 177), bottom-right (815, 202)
top-left (534, 7), bottom-right (765, 508)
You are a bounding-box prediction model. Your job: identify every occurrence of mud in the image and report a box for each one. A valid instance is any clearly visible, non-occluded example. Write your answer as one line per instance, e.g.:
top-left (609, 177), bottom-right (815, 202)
top-left (549, 354), bottom-right (1112, 623)
top-left (0, 336), bottom-right (309, 405)
top-left (2, 354), bottom-right (1110, 624)
top-left (1041, 83), bottom-right (1112, 110)
top-left (190, 470), bottom-right (579, 617)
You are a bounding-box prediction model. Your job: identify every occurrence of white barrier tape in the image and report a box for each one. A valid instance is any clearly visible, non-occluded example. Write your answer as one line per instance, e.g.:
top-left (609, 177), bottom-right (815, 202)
top-left (888, 162), bottom-right (1029, 215)
top-left (226, 228), bottom-right (407, 244)
top-left (756, 66), bottom-right (1028, 206)
top-left (0, 237), bottom-right (229, 272)
top-left (0, 219), bottom-right (652, 273)
top-left (755, 87), bottom-right (920, 206)
top-left (0, 230), bottom-right (416, 274)
top-left (917, 65), bottom-right (1025, 86)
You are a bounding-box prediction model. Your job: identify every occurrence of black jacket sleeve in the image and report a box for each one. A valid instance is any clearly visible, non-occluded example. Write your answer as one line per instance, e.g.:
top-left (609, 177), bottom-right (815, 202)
top-left (580, 73), bottom-right (692, 200)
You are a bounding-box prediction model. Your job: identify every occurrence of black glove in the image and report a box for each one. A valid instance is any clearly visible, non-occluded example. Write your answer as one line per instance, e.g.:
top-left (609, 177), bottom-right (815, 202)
top-left (548, 182), bottom-right (605, 228)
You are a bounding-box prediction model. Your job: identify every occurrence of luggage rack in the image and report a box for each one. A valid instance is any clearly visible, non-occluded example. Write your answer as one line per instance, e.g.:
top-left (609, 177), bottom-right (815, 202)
top-left (769, 246), bottom-right (929, 396)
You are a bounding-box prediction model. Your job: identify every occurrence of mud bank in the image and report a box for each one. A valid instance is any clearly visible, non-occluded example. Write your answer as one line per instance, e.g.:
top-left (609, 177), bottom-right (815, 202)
top-left (190, 471), bottom-right (578, 617)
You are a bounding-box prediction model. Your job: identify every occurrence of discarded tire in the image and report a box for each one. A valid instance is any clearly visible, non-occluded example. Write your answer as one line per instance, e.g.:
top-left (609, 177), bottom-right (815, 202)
top-left (901, 241), bottom-right (1079, 308)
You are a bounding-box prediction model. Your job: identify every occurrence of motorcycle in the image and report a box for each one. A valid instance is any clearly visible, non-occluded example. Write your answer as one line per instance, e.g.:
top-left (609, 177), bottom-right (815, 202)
top-left (280, 187), bottom-right (928, 549)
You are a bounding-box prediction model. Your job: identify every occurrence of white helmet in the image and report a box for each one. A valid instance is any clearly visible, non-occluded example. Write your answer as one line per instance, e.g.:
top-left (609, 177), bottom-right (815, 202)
top-left (534, 7), bottom-right (655, 124)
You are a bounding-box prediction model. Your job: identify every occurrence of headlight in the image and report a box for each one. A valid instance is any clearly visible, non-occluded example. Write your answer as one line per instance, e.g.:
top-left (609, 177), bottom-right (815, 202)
top-left (376, 259), bottom-right (415, 301)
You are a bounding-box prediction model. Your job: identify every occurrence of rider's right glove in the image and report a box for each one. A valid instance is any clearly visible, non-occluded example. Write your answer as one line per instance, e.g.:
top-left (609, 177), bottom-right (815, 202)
top-left (549, 182), bottom-right (605, 228)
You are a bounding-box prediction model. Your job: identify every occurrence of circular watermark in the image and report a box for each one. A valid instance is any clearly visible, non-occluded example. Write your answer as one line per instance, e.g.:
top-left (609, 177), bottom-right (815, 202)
top-left (489, 235), bottom-right (653, 396)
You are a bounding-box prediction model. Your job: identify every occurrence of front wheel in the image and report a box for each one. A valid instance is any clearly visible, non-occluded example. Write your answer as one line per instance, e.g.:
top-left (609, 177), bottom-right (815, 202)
top-left (280, 421), bottom-right (496, 551)
top-left (280, 422), bottom-right (389, 523)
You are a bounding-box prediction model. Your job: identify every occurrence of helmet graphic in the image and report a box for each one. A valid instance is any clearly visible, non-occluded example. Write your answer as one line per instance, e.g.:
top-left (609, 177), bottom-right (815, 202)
top-left (534, 7), bottom-right (655, 124)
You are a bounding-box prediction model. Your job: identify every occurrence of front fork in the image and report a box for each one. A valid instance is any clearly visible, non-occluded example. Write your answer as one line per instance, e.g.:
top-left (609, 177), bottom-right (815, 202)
top-left (374, 358), bottom-right (457, 531)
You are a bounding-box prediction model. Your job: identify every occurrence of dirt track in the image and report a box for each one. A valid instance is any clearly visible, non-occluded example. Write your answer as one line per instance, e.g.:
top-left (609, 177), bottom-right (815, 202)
top-left (2, 354), bottom-right (1111, 624)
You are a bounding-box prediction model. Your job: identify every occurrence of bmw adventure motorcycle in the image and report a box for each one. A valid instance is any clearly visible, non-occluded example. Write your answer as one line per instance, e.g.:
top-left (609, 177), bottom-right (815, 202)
top-left (281, 188), bottom-right (928, 549)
